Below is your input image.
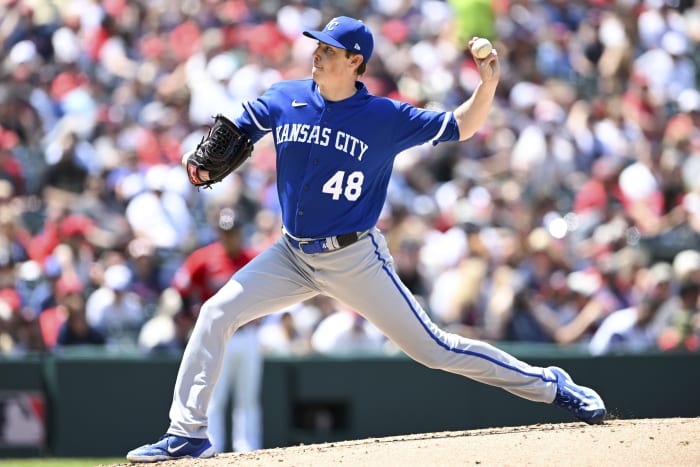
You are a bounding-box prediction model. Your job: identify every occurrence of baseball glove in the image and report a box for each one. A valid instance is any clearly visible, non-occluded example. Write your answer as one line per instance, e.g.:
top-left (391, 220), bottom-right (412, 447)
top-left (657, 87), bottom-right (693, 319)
top-left (184, 114), bottom-right (254, 189)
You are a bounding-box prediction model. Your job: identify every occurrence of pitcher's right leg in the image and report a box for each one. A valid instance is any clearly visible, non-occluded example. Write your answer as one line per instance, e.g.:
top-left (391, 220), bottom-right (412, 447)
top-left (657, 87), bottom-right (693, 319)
top-left (169, 239), bottom-right (318, 438)
top-left (127, 239), bottom-right (317, 462)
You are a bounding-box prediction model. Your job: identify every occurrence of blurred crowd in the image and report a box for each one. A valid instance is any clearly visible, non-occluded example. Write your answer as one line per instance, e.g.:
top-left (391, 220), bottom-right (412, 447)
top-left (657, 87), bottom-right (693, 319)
top-left (0, 0), bottom-right (699, 358)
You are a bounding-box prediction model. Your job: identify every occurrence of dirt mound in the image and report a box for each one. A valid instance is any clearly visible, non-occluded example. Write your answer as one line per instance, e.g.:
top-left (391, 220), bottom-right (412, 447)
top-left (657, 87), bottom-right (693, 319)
top-left (110, 418), bottom-right (699, 466)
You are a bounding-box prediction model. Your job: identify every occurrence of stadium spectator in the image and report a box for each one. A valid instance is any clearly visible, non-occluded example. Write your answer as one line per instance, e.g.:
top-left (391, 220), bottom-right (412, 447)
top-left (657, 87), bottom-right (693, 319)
top-left (124, 164), bottom-right (196, 254)
top-left (138, 288), bottom-right (191, 355)
top-left (40, 130), bottom-right (91, 201)
top-left (42, 276), bottom-right (105, 349)
top-left (0, 287), bottom-right (43, 354)
top-left (85, 262), bottom-right (144, 347)
top-left (126, 237), bottom-right (163, 315)
top-left (258, 310), bottom-right (311, 356)
top-left (589, 262), bottom-right (675, 355)
top-left (259, 295), bottom-right (342, 356)
top-left (56, 280), bottom-right (106, 348)
top-left (310, 306), bottom-right (386, 356)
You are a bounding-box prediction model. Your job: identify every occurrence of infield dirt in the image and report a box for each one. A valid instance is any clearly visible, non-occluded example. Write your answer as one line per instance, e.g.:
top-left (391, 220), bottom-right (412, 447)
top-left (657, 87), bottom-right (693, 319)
top-left (109, 417), bottom-right (699, 466)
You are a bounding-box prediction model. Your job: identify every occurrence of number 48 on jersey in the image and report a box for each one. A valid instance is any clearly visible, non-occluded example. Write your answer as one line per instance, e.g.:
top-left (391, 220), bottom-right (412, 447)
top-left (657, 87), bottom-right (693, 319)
top-left (322, 170), bottom-right (364, 201)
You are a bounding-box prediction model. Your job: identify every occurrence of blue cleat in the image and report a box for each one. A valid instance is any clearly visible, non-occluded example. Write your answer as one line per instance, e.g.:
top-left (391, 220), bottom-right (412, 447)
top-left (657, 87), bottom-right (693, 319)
top-left (126, 434), bottom-right (216, 463)
top-left (549, 366), bottom-right (606, 425)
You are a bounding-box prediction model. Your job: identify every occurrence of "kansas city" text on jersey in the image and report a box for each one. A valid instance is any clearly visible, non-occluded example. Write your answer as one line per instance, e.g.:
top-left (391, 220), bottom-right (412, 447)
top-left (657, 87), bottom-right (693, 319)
top-left (275, 123), bottom-right (369, 161)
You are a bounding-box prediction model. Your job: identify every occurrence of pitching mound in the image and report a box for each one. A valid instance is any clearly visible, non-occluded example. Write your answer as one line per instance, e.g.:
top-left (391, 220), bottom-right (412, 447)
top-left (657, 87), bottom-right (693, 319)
top-left (111, 418), bottom-right (699, 466)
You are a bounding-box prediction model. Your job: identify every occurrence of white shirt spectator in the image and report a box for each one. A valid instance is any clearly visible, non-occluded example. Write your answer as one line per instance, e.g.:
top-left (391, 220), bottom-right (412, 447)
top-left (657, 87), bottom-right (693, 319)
top-left (588, 307), bottom-right (658, 356)
top-left (125, 165), bottom-right (195, 250)
top-left (86, 264), bottom-right (144, 347)
top-left (258, 311), bottom-right (311, 356)
top-left (633, 32), bottom-right (695, 102)
top-left (310, 310), bottom-right (385, 355)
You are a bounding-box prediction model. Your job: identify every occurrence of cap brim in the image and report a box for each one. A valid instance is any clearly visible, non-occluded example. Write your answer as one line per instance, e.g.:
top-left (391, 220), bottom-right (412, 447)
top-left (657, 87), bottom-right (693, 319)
top-left (303, 30), bottom-right (347, 51)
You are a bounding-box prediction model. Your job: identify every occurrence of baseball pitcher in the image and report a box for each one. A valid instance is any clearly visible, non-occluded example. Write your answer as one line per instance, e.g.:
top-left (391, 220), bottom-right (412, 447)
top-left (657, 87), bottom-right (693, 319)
top-left (127, 16), bottom-right (606, 462)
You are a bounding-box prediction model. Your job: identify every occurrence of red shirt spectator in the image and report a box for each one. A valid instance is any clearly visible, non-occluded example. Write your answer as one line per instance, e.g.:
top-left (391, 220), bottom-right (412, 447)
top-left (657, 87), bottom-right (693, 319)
top-left (0, 138), bottom-right (26, 195)
top-left (171, 208), bottom-right (255, 316)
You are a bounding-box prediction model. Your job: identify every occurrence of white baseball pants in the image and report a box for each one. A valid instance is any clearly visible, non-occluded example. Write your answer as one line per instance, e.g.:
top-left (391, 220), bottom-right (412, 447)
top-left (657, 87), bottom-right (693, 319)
top-left (168, 228), bottom-right (558, 439)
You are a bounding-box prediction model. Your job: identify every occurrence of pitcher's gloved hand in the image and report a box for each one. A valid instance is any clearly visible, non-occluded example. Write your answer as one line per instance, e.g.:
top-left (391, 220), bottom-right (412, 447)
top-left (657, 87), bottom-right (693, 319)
top-left (183, 114), bottom-right (254, 189)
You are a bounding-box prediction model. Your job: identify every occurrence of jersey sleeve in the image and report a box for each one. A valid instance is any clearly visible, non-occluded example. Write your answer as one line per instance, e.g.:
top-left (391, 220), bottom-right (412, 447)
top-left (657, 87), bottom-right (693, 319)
top-left (234, 84), bottom-right (284, 144)
top-left (391, 101), bottom-right (460, 154)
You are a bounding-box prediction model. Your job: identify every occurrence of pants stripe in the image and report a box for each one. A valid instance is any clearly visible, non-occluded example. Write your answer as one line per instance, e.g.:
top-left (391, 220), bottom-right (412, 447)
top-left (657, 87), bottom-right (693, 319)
top-left (368, 231), bottom-right (555, 384)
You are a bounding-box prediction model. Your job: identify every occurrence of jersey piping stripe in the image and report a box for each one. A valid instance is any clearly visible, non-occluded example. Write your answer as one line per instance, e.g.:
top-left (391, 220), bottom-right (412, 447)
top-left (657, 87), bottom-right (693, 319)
top-left (430, 112), bottom-right (452, 145)
top-left (367, 231), bottom-right (556, 383)
top-left (242, 101), bottom-right (271, 132)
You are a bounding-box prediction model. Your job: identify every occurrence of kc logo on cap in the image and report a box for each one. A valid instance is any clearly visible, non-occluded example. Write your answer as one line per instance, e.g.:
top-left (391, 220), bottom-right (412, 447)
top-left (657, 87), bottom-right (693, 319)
top-left (303, 16), bottom-right (374, 63)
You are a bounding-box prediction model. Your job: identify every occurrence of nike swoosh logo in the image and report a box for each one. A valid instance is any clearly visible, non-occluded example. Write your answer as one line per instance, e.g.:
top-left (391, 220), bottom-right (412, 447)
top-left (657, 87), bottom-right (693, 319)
top-left (292, 100), bottom-right (307, 108)
top-left (167, 442), bottom-right (188, 454)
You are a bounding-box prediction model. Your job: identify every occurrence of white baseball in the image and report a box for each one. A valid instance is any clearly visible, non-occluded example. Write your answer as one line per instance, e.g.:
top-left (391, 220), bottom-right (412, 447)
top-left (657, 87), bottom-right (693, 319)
top-left (471, 38), bottom-right (493, 59)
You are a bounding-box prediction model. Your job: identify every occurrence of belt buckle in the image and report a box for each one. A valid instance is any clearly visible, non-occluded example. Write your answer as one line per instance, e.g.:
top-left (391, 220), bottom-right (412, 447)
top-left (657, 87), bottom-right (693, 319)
top-left (298, 239), bottom-right (324, 254)
top-left (298, 240), bottom-right (312, 253)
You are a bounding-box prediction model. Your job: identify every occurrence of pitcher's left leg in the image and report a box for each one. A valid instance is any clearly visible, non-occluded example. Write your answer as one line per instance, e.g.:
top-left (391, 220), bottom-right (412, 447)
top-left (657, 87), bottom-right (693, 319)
top-left (320, 230), bottom-right (557, 403)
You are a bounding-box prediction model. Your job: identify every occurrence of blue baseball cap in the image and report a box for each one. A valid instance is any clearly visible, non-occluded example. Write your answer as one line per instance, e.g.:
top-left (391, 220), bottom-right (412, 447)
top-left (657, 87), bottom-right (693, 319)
top-left (303, 16), bottom-right (374, 63)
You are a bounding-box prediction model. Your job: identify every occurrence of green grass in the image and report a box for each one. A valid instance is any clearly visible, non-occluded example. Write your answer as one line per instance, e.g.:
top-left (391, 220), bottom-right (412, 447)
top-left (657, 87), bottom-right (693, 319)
top-left (0, 459), bottom-right (124, 467)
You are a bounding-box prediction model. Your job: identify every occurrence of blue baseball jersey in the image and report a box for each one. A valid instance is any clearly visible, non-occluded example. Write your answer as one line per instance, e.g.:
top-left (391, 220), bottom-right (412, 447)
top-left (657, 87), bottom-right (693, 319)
top-left (235, 78), bottom-right (460, 239)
